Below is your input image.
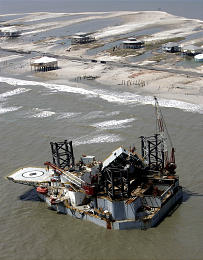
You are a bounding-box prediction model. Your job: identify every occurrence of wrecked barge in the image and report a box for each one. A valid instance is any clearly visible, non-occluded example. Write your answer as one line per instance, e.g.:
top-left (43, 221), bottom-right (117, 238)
top-left (7, 98), bottom-right (182, 230)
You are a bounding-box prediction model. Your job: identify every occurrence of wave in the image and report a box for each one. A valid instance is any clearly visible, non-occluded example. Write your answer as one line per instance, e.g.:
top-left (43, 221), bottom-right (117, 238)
top-left (0, 87), bottom-right (29, 114)
top-left (74, 134), bottom-right (121, 146)
top-left (0, 76), bottom-right (97, 96)
top-left (91, 118), bottom-right (135, 129)
top-left (56, 112), bottom-right (81, 120)
top-left (0, 104), bottom-right (22, 114)
top-left (0, 76), bottom-right (202, 114)
top-left (29, 110), bottom-right (55, 118)
top-left (82, 111), bottom-right (121, 120)
top-left (0, 88), bottom-right (31, 100)
top-left (106, 111), bottom-right (120, 116)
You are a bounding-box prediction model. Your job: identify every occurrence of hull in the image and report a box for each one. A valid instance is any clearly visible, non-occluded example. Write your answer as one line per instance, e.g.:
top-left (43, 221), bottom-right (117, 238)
top-left (37, 187), bottom-right (182, 230)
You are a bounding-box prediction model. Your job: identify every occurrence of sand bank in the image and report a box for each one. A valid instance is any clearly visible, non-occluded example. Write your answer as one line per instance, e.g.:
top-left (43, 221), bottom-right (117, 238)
top-left (0, 11), bottom-right (203, 111)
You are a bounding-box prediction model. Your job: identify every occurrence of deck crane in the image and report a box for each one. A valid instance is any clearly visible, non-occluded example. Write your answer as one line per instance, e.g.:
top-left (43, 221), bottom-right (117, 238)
top-left (154, 96), bottom-right (176, 173)
top-left (44, 161), bottom-right (85, 190)
top-left (44, 161), bottom-right (97, 195)
top-left (140, 97), bottom-right (176, 173)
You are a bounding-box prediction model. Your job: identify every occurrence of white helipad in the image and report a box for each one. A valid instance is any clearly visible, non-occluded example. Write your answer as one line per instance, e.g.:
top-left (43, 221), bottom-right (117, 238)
top-left (7, 167), bottom-right (54, 185)
top-left (22, 170), bottom-right (45, 178)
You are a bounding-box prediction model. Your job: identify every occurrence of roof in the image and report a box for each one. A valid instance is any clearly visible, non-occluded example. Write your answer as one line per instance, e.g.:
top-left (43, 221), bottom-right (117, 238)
top-left (72, 35), bottom-right (89, 39)
top-left (31, 56), bottom-right (57, 65)
top-left (182, 45), bottom-right (202, 51)
top-left (102, 147), bottom-right (129, 170)
top-left (75, 32), bottom-right (92, 37)
top-left (163, 42), bottom-right (179, 48)
top-left (194, 54), bottom-right (203, 60)
top-left (123, 40), bottom-right (143, 44)
top-left (127, 37), bottom-right (137, 41)
top-left (0, 27), bottom-right (20, 33)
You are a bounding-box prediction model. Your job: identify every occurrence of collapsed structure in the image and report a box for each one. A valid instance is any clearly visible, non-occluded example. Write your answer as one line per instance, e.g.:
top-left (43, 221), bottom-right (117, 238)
top-left (71, 32), bottom-right (95, 45)
top-left (181, 45), bottom-right (202, 56)
top-left (162, 42), bottom-right (181, 53)
top-left (7, 98), bottom-right (182, 230)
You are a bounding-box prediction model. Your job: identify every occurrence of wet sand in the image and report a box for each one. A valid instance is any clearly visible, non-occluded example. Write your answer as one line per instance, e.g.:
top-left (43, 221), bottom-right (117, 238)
top-left (1, 8), bottom-right (203, 260)
top-left (0, 11), bottom-right (203, 108)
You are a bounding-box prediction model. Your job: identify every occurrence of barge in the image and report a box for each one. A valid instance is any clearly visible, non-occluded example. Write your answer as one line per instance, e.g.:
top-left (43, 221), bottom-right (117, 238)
top-left (7, 97), bottom-right (182, 230)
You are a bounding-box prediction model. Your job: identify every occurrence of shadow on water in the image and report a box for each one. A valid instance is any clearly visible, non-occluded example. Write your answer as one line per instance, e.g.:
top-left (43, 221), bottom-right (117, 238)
top-left (182, 188), bottom-right (203, 203)
top-left (19, 188), bottom-right (42, 202)
top-left (19, 188), bottom-right (203, 202)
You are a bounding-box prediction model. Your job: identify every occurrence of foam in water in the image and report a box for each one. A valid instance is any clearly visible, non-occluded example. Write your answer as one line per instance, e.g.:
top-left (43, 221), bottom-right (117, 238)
top-left (91, 118), bottom-right (135, 129)
top-left (0, 76), bottom-right (202, 114)
top-left (30, 110), bottom-right (56, 118)
top-left (82, 111), bottom-right (121, 120)
top-left (0, 104), bottom-right (22, 114)
top-left (106, 111), bottom-right (120, 116)
top-left (81, 111), bottom-right (104, 120)
top-left (0, 88), bottom-right (29, 114)
top-left (57, 112), bottom-right (81, 119)
top-left (0, 88), bottom-right (31, 100)
top-left (74, 134), bottom-right (121, 146)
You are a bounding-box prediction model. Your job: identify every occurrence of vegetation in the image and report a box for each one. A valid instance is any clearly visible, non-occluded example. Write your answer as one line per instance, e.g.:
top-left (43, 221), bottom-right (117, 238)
top-left (105, 36), bottom-right (185, 59)
top-left (144, 37), bottom-right (185, 51)
top-left (106, 48), bottom-right (145, 57)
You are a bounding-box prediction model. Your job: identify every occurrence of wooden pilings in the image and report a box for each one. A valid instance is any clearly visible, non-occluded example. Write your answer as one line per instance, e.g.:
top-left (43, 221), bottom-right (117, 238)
top-left (121, 79), bottom-right (146, 87)
top-left (31, 64), bottom-right (58, 72)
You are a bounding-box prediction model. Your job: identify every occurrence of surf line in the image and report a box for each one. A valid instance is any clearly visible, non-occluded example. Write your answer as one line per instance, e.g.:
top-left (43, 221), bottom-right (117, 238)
top-left (0, 76), bottom-right (202, 114)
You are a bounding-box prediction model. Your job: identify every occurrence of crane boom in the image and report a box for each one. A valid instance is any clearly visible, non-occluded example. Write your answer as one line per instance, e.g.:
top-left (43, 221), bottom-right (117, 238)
top-left (154, 97), bottom-right (176, 169)
top-left (44, 161), bottom-right (85, 189)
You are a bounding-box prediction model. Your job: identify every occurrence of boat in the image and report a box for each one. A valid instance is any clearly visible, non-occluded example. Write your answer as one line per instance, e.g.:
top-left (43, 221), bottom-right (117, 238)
top-left (7, 97), bottom-right (182, 230)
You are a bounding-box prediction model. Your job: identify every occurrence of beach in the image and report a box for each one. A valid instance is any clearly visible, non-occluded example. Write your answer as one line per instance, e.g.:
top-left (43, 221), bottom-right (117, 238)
top-left (0, 11), bottom-right (203, 110)
top-left (1, 6), bottom-right (203, 260)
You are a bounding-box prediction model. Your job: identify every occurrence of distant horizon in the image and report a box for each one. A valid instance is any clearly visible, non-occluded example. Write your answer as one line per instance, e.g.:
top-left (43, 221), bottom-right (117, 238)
top-left (0, 0), bottom-right (202, 20)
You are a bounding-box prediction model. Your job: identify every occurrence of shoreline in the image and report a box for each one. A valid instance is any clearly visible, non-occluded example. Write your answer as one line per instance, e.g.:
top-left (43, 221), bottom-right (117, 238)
top-left (0, 11), bottom-right (203, 111)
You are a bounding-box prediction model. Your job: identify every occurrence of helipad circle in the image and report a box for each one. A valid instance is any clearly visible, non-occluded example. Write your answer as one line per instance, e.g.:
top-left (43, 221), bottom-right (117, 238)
top-left (22, 170), bottom-right (44, 178)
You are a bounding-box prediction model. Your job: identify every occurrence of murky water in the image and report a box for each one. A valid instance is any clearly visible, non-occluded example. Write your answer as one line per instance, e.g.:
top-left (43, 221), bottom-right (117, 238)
top-left (0, 71), bottom-right (203, 260)
top-left (0, 1), bottom-right (203, 260)
top-left (0, 0), bottom-right (203, 20)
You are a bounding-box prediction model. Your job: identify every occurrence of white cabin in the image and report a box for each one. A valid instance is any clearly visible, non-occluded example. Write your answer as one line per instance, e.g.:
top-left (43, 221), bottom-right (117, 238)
top-left (0, 27), bottom-right (21, 37)
top-left (30, 56), bottom-right (58, 71)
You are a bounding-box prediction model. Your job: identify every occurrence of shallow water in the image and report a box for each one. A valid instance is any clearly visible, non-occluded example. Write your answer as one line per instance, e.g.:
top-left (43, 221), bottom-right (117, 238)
top-left (0, 71), bottom-right (203, 260)
top-left (87, 27), bottom-right (164, 56)
top-left (0, 0), bottom-right (203, 20)
top-left (0, 1), bottom-right (203, 260)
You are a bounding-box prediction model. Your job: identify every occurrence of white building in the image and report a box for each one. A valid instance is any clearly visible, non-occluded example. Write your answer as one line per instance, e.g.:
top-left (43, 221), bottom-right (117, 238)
top-left (194, 54), bottom-right (203, 61)
top-left (122, 37), bottom-right (144, 49)
top-left (0, 27), bottom-right (21, 37)
top-left (30, 56), bottom-right (58, 72)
